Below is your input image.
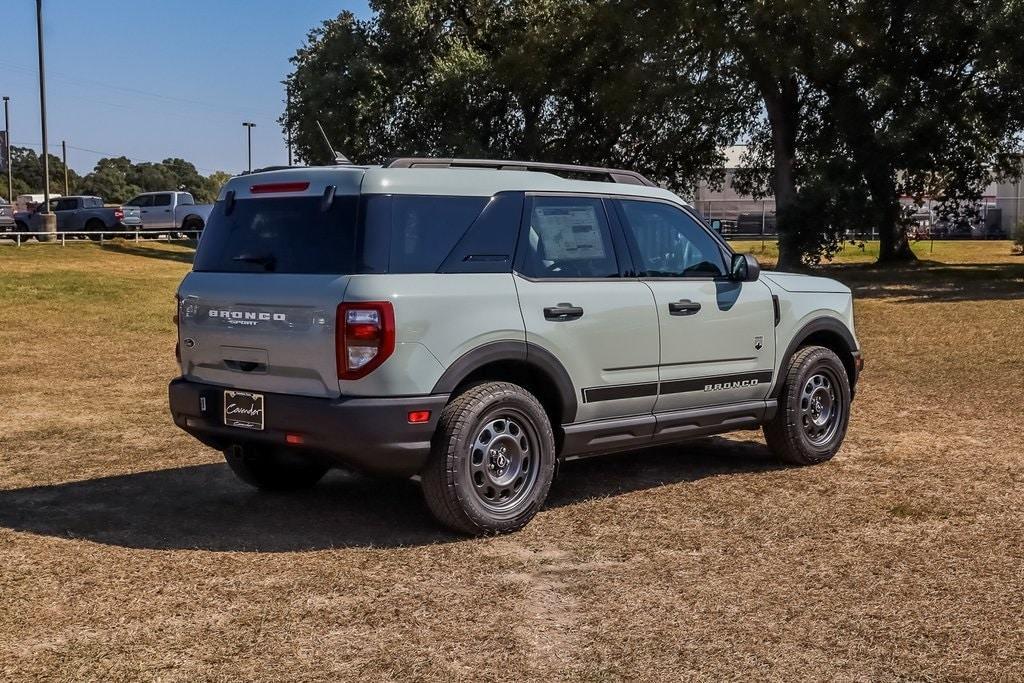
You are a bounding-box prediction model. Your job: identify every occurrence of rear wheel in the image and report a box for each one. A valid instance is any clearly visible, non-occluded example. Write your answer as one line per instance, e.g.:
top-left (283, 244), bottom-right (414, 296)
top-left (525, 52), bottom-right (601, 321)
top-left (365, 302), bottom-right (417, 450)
top-left (223, 444), bottom-right (330, 491)
top-left (85, 218), bottom-right (107, 241)
top-left (180, 217), bottom-right (204, 240)
top-left (764, 345), bottom-right (851, 465)
top-left (421, 382), bottom-right (556, 535)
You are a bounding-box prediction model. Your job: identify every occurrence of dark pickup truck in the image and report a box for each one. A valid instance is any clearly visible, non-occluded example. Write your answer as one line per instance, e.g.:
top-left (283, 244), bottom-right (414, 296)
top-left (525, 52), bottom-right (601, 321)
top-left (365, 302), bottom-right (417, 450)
top-left (12, 196), bottom-right (143, 239)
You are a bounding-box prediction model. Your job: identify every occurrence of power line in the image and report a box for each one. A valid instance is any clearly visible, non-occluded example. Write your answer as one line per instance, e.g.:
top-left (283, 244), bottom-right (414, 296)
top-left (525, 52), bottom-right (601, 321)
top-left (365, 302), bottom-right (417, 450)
top-left (12, 140), bottom-right (224, 174)
top-left (0, 58), bottom-right (283, 123)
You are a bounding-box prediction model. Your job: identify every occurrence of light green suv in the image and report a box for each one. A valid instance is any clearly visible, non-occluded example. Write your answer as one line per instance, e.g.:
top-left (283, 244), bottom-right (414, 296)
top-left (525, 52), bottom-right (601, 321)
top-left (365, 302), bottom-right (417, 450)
top-left (169, 158), bottom-right (862, 534)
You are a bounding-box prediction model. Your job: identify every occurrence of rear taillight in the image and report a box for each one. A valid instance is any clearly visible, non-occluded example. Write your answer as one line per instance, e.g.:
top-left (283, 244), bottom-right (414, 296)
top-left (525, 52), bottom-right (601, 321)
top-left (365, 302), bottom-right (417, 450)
top-left (336, 302), bottom-right (395, 380)
top-left (114, 208), bottom-right (124, 220)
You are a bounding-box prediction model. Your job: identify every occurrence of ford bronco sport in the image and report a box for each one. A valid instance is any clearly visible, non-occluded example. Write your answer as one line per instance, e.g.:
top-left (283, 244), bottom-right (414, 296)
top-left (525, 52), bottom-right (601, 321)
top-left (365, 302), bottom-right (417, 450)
top-left (169, 158), bottom-right (862, 535)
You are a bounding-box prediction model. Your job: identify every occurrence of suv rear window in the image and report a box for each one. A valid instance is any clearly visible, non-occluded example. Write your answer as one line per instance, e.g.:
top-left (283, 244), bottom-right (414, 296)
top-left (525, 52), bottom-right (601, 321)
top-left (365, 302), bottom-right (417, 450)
top-left (194, 196), bottom-right (360, 274)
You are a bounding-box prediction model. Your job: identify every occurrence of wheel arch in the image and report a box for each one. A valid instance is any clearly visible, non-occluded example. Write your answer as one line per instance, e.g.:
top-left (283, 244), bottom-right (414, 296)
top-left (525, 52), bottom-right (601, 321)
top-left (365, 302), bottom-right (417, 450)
top-left (432, 341), bottom-right (578, 426)
top-left (774, 317), bottom-right (859, 398)
top-left (181, 214), bottom-right (205, 229)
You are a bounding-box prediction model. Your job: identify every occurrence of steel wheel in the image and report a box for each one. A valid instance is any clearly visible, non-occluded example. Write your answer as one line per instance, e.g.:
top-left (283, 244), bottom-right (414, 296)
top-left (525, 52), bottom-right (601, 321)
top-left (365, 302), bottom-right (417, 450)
top-left (800, 369), bottom-right (843, 446)
top-left (465, 413), bottom-right (540, 515)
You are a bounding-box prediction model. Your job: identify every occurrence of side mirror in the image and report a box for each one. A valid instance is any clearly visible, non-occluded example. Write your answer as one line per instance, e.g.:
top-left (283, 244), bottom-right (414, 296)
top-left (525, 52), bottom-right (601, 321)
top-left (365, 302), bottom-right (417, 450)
top-left (730, 253), bottom-right (760, 282)
top-left (710, 219), bottom-right (723, 233)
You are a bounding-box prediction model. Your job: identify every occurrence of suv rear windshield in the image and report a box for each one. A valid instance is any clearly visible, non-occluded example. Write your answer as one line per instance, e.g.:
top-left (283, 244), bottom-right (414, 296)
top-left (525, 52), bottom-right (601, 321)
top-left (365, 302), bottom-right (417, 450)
top-left (194, 196), bottom-right (360, 274)
top-left (192, 192), bottom-right (514, 275)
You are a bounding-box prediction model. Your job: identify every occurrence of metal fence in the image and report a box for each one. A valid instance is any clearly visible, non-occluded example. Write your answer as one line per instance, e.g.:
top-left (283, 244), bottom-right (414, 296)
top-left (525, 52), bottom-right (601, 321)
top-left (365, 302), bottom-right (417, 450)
top-left (0, 230), bottom-right (202, 246)
top-left (693, 196), bottom-right (1024, 240)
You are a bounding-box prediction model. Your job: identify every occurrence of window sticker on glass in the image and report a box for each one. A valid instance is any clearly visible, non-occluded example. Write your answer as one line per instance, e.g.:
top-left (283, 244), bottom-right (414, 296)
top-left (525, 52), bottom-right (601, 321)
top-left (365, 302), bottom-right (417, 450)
top-left (532, 205), bottom-right (607, 260)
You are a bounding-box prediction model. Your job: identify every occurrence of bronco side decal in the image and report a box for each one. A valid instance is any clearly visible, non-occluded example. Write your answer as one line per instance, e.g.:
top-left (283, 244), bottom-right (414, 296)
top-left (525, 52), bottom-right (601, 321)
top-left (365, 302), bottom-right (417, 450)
top-left (582, 371), bottom-right (774, 403)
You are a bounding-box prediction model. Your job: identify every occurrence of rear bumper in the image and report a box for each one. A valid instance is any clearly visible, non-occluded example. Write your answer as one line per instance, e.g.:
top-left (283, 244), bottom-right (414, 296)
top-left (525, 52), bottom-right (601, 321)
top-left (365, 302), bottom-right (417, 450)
top-left (168, 378), bottom-right (448, 477)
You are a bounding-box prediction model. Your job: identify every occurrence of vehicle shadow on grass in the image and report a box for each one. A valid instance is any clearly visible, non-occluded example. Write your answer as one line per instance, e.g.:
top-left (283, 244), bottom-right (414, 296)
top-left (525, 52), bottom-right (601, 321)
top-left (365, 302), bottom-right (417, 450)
top-left (100, 241), bottom-right (196, 265)
top-left (0, 436), bottom-right (780, 552)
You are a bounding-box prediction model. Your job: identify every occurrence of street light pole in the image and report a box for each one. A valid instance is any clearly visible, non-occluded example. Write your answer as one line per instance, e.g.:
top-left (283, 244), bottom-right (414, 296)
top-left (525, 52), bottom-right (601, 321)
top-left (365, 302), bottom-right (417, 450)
top-left (2, 96), bottom-right (11, 202)
top-left (61, 139), bottom-right (68, 195)
top-left (242, 122), bottom-right (255, 173)
top-left (35, 0), bottom-right (51, 212)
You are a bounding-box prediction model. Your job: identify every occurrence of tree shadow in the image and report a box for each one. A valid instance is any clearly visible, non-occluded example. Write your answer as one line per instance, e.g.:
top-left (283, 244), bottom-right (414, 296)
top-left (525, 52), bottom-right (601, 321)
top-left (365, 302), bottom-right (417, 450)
top-left (0, 436), bottom-right (779, 552)
top-left (823, 261), bottom-right (1024, 303)
top-left (100, 241), bottom-right (196, 265)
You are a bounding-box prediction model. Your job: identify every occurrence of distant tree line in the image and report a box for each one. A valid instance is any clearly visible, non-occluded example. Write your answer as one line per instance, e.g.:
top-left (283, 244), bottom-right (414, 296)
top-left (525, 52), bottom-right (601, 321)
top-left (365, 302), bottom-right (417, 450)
top-left (1, 146), bottom-right (230, 205)
top-left (284, 0), bottom-right (1024, 267)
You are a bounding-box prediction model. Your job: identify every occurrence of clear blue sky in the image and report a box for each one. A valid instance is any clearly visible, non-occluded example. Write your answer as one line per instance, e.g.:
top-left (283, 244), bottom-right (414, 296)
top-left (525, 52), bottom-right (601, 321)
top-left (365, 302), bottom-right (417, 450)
top-left (3, 0), bottom-right (369, 175)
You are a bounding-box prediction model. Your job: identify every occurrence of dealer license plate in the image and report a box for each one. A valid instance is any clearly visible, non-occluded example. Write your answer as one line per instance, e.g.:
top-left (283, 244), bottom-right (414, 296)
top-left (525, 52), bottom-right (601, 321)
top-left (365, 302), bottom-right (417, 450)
top-left (223, 391), bottom-right (264, 430)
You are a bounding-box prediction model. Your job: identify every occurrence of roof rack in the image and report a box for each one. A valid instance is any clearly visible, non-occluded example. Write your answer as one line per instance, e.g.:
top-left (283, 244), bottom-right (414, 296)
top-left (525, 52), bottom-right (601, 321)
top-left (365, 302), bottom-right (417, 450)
top-left (384, 157), bottom-right (657, 187)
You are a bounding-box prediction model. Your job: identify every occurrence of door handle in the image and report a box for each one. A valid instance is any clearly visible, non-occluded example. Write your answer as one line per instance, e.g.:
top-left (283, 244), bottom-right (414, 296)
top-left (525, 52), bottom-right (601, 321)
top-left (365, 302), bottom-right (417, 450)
top-left (544, 303), bottom-right (584, 321)
top-left (668, 299), bottom-right (702, 315)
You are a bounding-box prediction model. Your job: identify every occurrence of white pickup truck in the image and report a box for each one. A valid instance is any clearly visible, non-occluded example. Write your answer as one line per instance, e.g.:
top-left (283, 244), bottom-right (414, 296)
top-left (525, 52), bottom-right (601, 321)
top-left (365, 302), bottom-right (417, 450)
top-left (124, 191), bottom-right (213, 236)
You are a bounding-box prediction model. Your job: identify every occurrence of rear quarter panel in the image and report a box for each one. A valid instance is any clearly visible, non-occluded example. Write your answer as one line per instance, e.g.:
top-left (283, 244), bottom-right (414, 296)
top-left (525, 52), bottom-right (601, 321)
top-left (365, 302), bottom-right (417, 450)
top-left (340, 273), bottom-right (524, 396)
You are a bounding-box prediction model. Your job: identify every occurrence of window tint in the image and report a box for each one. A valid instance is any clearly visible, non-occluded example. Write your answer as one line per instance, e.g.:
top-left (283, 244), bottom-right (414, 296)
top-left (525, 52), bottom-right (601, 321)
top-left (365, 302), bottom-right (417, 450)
top-left (617, 200), bottom-right (726, 277)
top-left (193, 195), bottom-right (360, 274)
top-left (54, 198), bottom-right (77, 211)
top-left (441, 192), bottom-right (523, 273)
top-left (519, 196), bottom-right (619, 279)
top-left (361, 194), bottom-right (490, 273)
top-left (152, 194), bottom-right (172, 207)
top-left (127, 195), bottom-right (152, 207)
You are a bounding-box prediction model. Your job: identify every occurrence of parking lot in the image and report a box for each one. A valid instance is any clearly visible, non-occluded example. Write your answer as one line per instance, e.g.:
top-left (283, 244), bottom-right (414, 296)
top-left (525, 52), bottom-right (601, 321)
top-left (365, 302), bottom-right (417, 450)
top-left (0, 240), bottom-right (1022, 680)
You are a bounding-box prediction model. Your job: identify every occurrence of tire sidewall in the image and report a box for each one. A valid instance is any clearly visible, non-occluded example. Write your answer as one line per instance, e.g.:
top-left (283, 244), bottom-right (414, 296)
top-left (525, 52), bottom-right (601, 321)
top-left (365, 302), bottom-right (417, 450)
top-left (786, 349), bottom-right (851, 461)
top-left (444, 387), bottom-right (556, 531)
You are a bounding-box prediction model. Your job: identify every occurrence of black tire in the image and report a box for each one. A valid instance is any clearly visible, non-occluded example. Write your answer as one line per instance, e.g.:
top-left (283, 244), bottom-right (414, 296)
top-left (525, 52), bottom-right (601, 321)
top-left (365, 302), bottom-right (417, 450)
top-left (85, 219), bottom-right (105, 241)
top-left (421, 381), bottom-right (556, 535)
top-left (223, 444), bottom-right (330, 491)
top-left (764, 345), bottom-right (852, 465)
top-left (181, 217), bottom-right (204, 240)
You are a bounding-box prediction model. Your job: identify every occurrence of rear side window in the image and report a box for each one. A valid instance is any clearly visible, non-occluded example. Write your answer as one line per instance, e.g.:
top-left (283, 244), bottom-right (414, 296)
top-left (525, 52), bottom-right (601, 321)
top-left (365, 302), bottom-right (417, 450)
top-left (362, 195), bottom-right (489, 273)
top-left (152, 194), bottom-right (172, 207)
top-left (193, 195), bottom-right (360, 274)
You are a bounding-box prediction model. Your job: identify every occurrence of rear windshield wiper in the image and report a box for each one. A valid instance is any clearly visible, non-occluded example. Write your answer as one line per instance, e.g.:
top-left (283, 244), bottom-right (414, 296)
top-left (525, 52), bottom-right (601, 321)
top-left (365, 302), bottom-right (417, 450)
top-left (232, 253), bottom-right (277, 271)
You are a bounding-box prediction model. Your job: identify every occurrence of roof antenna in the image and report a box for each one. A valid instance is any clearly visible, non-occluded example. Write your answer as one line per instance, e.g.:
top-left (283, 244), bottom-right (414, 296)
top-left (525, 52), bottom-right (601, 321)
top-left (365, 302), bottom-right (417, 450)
top-left (316, 120), bottom-right (351, 165)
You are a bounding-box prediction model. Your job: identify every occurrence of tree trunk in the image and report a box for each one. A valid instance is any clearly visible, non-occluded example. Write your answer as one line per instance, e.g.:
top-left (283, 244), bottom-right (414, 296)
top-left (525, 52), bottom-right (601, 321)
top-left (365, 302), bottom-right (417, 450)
top-left (864, 166), bottom-right (917, 263)
top-left (761, 75), bottom-right (802, 271)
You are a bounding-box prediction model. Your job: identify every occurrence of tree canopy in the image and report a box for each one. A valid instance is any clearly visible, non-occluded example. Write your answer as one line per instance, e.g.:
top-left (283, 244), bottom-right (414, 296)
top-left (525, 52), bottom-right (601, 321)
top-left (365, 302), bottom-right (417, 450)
top-left (285, 0), bottom-right (1024, 267)
top-left (3, 149), bottom-right (228, 205)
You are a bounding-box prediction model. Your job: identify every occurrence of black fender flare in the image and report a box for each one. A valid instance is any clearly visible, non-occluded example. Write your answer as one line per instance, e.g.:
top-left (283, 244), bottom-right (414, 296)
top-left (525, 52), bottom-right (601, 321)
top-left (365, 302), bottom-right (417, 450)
top-left (431, 340), bottom-right (578, 424)
top-left (773, 317), bottom-right (859, 398)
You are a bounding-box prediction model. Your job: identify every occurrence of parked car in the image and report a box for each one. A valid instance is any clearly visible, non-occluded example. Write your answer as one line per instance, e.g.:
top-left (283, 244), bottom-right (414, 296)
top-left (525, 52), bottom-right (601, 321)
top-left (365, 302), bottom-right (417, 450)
top-left (14, 196), bottom-right (142, 239)
top-left (124, 191), bottom-right (212, 237)
top-left (0, 199), bottom-right (15, 234)
top-left (169, 158), bottom-right (862, 535)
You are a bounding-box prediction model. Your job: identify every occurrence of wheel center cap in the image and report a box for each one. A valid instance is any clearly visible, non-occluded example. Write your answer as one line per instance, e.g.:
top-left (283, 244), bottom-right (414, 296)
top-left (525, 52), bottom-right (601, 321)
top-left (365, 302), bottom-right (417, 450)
top-left (489, 446), bottom-right (510, 474)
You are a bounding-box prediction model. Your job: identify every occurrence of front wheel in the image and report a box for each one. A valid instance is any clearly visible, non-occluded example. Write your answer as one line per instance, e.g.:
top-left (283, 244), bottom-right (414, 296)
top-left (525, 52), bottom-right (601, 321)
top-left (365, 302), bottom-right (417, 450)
top-left (764, 345), bottom-right (852, 465)
top-left (421, 382), bottom-right (556, 535)
top-left (223, 444), bottom-right (330, 491)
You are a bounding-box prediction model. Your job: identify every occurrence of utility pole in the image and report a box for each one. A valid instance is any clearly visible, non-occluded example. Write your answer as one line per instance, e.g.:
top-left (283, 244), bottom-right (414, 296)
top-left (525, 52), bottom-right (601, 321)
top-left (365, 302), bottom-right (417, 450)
top-left (286, 85), bottom-right (293, 166)
top-left (2, 96), bottom-right (11, 202)
top-left (35, 0), bottom-right (51, 212)
top-left (242, 121), bottom-right (255, 173)
top-left (61, 139), bottom-right (68, 195)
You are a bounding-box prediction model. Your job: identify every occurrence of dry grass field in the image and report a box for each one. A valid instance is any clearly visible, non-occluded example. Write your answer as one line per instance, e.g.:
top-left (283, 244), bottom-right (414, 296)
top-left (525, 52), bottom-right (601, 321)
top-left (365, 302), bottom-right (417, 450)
top-left (0, 239), bottom-right (1022, 681)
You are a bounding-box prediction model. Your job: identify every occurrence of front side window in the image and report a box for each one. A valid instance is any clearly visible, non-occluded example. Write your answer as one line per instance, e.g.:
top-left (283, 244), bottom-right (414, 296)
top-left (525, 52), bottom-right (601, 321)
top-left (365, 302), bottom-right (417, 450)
top-left (518, 196), bottom-right (619, 279)
top-left (617, 199), bottom-right (726, 278)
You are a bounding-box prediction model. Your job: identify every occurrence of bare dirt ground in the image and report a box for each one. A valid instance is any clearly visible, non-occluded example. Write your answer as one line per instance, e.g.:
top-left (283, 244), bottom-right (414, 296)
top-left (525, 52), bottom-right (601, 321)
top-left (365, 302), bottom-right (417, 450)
top-left (0, 240), bottom-right (1022, 681)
